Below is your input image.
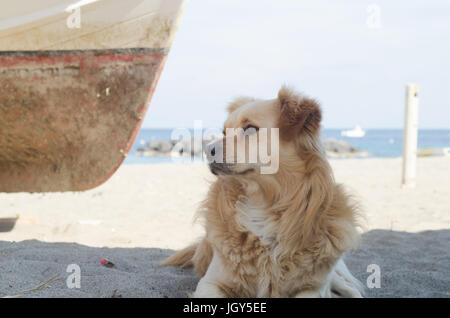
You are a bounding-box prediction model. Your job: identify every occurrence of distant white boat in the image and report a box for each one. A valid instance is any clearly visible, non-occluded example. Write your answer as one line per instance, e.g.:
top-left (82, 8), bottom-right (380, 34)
top-left (341, 125), bottom-right (366, 138)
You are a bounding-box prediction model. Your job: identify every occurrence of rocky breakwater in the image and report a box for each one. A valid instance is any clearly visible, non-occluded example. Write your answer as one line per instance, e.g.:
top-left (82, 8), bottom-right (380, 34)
top-left (135, 138), bottom-right (370, 158)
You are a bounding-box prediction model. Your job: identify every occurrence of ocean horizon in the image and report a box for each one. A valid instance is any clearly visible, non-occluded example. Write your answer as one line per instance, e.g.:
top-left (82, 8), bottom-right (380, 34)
top-left (124, 128), bottom-right (450, 164)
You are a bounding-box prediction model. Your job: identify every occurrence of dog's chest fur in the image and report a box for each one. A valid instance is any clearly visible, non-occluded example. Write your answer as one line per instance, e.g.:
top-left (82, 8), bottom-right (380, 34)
top-left (235, 199), bottom-right (276, 247)
top-left (233, 196), bottom-right (307, 297)
top-left (233, 180), bottom-right (285, 253)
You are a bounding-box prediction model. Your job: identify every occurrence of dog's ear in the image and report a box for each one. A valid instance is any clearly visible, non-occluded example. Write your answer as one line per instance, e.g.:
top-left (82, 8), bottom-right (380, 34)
top-left (278, 86), bottom-right (322, 141)
top-left (227, 96), bottom-right (254, 114)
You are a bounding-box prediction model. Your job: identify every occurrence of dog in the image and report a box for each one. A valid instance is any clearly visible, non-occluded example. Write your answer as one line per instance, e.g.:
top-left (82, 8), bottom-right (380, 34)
top-left (161, 86), bottom-right (363, 298)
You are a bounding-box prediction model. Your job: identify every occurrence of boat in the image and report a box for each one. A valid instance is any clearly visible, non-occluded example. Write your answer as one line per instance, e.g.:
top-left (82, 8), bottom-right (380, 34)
top-left (0, 0), bottom-right (186, 192)
top-left (341, 125), bottom-right (366, 138)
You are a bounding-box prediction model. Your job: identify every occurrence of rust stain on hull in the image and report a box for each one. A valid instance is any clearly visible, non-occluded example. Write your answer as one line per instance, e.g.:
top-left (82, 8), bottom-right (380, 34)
top-left (0, 49), bottom-right (166, 192)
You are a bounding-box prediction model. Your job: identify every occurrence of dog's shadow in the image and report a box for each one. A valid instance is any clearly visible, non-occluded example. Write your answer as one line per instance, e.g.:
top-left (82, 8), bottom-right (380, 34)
top-left (345, 229), bottom-right (450, 298)
top-left (0, 240), bottom-right (197, 298)
top-left (1, 229), bottom-right (449, 297)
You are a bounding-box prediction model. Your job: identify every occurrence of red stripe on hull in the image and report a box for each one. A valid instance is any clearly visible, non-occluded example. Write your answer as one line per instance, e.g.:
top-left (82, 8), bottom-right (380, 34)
top-left (0, 50), bottom-right (166, 192)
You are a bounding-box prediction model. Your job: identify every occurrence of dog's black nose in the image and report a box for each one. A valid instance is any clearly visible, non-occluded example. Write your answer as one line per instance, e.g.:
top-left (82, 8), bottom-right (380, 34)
top-left (205, 142), bottom-right (221, 163)
top-left (205, 143), bottom-right (215, 158)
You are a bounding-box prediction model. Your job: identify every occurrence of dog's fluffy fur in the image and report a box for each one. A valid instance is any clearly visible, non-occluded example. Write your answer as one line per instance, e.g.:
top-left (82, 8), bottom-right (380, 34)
top-left (161, 86), bottom-right (363, 298)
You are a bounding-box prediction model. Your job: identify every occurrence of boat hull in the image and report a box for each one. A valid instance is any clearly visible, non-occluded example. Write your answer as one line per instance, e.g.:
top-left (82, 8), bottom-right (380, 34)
top-left (0, 0), bottom-right (185, 192)
top-left (0, 49), bottom-right (165, 192)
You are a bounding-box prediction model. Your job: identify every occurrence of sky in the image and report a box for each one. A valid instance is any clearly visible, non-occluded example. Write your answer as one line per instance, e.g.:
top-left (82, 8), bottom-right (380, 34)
top-left (142, 0), bottom-right (450, 129)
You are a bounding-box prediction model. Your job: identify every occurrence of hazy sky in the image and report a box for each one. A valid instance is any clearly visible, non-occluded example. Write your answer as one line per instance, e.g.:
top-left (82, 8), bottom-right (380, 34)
top-left (142, 0), bottom-right (450, 129)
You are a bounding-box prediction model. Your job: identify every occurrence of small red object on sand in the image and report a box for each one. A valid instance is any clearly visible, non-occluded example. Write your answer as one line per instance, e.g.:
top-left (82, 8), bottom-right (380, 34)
top-left (100, 258), bottom-right (115, 268)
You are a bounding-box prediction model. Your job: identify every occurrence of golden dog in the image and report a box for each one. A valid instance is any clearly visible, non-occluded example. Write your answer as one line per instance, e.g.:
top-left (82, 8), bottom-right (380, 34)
top-left (162, 86), bottom-right (363, 298)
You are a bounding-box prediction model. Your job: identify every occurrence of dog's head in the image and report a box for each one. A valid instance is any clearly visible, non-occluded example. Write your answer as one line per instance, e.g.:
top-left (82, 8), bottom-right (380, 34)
top-left (205, 86), bottom-right (322, 177)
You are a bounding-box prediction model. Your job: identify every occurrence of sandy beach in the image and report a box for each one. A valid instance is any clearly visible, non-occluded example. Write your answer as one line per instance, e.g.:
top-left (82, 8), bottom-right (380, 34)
top-left (1, 157), bottom-right (449, 297)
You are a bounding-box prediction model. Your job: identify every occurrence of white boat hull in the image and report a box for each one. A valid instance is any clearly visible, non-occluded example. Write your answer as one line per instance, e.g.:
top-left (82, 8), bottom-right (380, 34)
top-left (0, 0), bottom-right (185, 51)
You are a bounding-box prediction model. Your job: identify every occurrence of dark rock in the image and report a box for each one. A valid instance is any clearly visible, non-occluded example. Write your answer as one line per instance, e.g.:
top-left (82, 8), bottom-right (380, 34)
top-left (322, 139), bottom-right (369, 157)
top-left (323, 139), bottom-right (356, 153)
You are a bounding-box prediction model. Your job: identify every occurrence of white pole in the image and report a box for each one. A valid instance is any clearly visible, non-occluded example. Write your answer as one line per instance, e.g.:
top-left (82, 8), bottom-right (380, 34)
top-left (402, 84), bottom-right (419, 188)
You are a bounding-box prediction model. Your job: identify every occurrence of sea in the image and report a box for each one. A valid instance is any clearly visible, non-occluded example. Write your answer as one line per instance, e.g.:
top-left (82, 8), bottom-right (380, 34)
top-left (124, 128), bottom-right (450, 164)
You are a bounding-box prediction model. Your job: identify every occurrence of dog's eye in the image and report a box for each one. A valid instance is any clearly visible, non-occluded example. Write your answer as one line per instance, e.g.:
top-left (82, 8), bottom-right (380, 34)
top-left (243, 125), bottom-right (259, 135)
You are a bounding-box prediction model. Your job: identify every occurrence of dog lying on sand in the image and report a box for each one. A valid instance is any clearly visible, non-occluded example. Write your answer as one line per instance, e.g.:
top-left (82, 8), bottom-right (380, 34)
top-left (162, 86), bottom-right (363, 298)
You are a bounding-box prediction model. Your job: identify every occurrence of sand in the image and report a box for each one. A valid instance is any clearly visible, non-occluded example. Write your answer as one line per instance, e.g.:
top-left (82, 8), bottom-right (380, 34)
top-left (0, 157), bottom-right (449, 297)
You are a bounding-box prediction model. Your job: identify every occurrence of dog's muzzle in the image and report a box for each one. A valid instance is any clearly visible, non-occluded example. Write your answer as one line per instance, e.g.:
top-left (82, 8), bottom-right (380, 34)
top-left (205, 141), bottom-right (229, 175)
